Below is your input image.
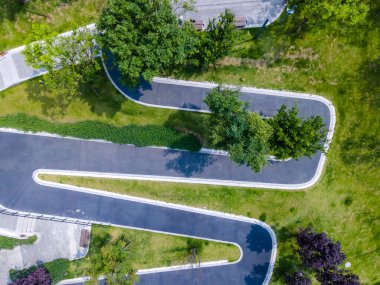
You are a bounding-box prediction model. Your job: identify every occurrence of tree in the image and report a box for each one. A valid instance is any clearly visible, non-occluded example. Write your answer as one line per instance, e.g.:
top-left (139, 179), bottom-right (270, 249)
top-left (296, 227), bottom-right (346, 271)
top-left (191, 9), bottom-right (237, 68)
top-left (295, 0), bottom-right (369, 26)
top-left (10, 268), bottom-right (52, 285)
top-left (285, 271), bottom-right (312, 285)
top-left (88, 238), bottom-right (138, 285)
top-left (268, 104), bottom-right (327, 160)
top-left (316, 269), bottom-right (360, 285)
top-left (204, 86), bottom-right (272, 172)
top-left (97, 0), bottom-right (190, 87)
top-left (23, 24), bottom-right (102, 100)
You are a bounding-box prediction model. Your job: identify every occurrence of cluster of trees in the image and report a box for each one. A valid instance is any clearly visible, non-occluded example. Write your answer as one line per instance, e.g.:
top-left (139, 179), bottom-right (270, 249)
top-left (23, 24), bottom-right (102, 102)
top-left (204, 86), bottom-right (327, 172)
top-left (24, 0), bottom-right (238, 91)
top-left (285, 227), bottom-right (360, 285)
top-left (97, 0), bottom-right (237, 86)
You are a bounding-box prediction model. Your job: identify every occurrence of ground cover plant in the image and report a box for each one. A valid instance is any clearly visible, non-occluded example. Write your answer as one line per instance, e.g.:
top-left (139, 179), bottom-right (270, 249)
top-left (0, 235), bottom-right (37, 250)
top-left (0, 113), bottom-right (201, 151)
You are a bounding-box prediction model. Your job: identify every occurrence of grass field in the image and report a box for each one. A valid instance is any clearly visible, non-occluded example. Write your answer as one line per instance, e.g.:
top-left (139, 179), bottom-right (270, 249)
top-left (0, 235), bottom-right (37, 250)
top-left (0, 0), bottom-right (106, 51)
top-left (1, 0), bottom-right (379, 284)
top-left (0, 73), bottom-right (209, 149)
top-left (64, 225), bottom-right (240, 279)
top-left (36, 225), bottom-right (239, 283)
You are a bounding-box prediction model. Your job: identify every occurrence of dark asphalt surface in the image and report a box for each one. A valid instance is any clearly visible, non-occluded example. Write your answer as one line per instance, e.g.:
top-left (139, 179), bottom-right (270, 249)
top-left (0, 131), bottom-right (274, 285)
top-left (0, 60), bottom-right (332, 284)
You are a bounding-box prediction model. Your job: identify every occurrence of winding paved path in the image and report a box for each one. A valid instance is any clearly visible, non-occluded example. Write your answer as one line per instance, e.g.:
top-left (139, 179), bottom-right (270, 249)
top-left (0, 16), bottom-right (335, 284)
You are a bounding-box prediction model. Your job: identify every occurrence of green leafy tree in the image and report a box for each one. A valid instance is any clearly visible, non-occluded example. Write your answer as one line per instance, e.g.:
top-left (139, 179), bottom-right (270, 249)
top-left (268, 104), bottom-right (327, 160)
top-left (295, 0), bottom-right (369, 26)
top-left (88, 238), bottom-right (138, 285)
top-left (205, 86), bottom-right (272, 172)
top-left (23, 24), bottom-right (101, 101)
top-left (191, 9), bottom-right (237, 68)
top-left (97, 0), bottom-right (190, 87)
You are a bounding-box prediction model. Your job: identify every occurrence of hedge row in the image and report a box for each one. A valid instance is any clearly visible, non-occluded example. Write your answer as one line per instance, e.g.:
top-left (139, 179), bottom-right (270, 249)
top-left (0, 113), bottom-right (201, 151)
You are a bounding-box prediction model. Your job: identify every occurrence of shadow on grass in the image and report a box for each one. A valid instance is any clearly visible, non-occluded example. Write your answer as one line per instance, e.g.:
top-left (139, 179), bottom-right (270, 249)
top-left (0, 0), bottom-right (24, 24)
top-left (24, 71), bottom-right (123, 119)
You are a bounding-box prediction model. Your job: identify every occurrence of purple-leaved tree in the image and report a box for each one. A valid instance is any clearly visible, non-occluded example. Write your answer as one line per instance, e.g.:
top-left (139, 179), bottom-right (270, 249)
top-left (316, 269), bottom-right (360, 285)
top-left (10, 268), bottom-right (52, 285)
top-left (296, 227), bottom-right (346, 271)
top-left (284, 271), bottom-right (312, 285)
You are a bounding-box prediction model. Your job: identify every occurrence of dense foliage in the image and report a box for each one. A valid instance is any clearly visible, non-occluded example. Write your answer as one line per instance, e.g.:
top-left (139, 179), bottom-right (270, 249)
top-left (294, 0), bottom-right (369, 26)
top-left (43, 259), bottom-right (70, 284)
top-left (97, 0), bottom-right (189, 87)
top-left (285, 271), bottom-right (312, 285)
top-left (0, 113), bottom-right (201, 151)
top-left (204, 86), bottom-right (272, 172)
top-left (190, 9), bottom-right (237, 68)
top-left (23, 24), bottom-right (101, 98)
top-left (297, 227), bottom-right (346, 271)
top-left (316, 269), bottom-right (360, 285)
top-left (268, 105), bottom-right (326, 160)
top-left (10, 268), bottom-right (51, 285)
top-left (88, 238), bottom-right (138, 285)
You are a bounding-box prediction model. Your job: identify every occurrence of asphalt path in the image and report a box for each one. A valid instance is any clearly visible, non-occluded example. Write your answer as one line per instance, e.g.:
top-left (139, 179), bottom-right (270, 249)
top-left (0, 47), bottom-right (334, 285)
top-left (0, 131), bottom-right (274, 285)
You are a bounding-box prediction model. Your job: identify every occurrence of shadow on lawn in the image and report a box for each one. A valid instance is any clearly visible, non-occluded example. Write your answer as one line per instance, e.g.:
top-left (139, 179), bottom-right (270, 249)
top-left (24, 71), bottom-right (123, 119)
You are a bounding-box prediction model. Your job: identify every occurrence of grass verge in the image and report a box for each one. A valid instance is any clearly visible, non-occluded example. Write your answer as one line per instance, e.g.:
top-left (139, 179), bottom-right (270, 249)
top-left (0, 113), bottom-right (201, 151)
top-left (0, 235), bottom-right (37, 250)
top-left (10, 225), bottom-right (240, 284)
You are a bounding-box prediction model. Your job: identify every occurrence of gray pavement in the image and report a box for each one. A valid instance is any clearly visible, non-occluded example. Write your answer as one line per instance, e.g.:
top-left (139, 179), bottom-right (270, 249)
top-left (182, 0), bottom-right (285, 27)
top-left (0, 131), bottom-right (274, 285)
top-left (0, 214), bottom-right (89, 284)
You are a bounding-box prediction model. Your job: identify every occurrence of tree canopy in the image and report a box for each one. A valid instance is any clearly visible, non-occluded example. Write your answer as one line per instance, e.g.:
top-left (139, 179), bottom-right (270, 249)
top-left (268, 104), bottom-right (327, 160)
top-left (190, 9), bottom-right (237, 68)
top-left (88, 238), bottom-right (138, 285)
top-left (316, 269), bottom-right (360, 285)
top-left (284, 271), bottom-right (312, 285)
top-left (97, 0), bottom-right (190, 87)
top-left (204, 86), bottom-right (272, 172)
top-left (23, 24), bottom-right (101, 102)
top-left (296, 227), bottom-right (346, 271)
top-left (295, 0), bottom-right (369, 26)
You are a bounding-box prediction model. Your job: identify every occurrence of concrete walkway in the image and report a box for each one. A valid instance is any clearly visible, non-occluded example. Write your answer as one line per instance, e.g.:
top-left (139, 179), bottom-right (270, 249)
top-left (0, 214), bottom-right (90, 284)
top-left (182, 0), bottom-right (285, 27)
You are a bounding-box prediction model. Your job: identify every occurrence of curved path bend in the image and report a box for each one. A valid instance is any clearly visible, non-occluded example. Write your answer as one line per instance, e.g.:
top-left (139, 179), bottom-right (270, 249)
top-left (0, 130), bottom-right (275, 285)
top-left (0, 23), bottom-right (335, 285)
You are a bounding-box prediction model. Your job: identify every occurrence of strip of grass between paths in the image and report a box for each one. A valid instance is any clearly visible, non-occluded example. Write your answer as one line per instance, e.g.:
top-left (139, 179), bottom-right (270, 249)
top-left (10, 225), bottom-right (240, 284)
top-left (39, 172), bottom-right (379, 284)
top-left (0, 235), bottom-right (37, 250)
top-left (0, 113), bottom-right (201, 151)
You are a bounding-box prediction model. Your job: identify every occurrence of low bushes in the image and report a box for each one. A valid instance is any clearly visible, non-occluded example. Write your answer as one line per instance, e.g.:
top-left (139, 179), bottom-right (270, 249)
top-left (0, 113), bottom-right (201, 151)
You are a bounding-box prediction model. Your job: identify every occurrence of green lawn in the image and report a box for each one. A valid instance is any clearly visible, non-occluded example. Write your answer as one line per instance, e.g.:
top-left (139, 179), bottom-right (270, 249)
top-left (0, 0), bottom-right (106, 51)
top-left (41, 225), bottom-right (240, 283)
top-left (0, 235), bottom-right (37, 250)
top-left (0, 73), bottom-right (209, 150)
top-left (39, 3), bottom-right (379, 284)
top-left (2, 0), bottom-right (379, 284)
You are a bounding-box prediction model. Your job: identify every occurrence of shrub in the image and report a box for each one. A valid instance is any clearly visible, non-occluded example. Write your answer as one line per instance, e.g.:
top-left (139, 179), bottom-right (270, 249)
top-left (0, 113), bottom-right (201, 151)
